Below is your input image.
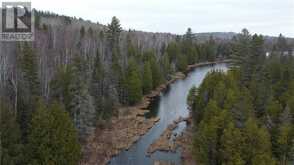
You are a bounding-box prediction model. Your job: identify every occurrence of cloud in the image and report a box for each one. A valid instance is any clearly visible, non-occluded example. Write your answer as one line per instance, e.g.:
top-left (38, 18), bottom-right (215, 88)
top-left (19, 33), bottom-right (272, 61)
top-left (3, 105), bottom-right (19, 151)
top-left (10, 0), bottom-right (293, 37)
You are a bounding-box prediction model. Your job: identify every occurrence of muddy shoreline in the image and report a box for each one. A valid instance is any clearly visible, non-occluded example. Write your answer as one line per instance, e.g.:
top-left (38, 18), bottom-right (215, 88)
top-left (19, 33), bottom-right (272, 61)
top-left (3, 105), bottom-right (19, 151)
top-left (147, 116), bottom-right (192, 154)
top-left (81, 60), bottom-right (228, 165)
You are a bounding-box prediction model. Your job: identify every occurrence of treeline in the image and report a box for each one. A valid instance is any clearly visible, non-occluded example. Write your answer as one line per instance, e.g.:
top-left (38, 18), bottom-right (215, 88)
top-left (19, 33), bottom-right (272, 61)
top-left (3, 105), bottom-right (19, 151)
top-left (1, 16), bottom-right (228, 164)
top-left (189, 29), bottom-right (294, 165)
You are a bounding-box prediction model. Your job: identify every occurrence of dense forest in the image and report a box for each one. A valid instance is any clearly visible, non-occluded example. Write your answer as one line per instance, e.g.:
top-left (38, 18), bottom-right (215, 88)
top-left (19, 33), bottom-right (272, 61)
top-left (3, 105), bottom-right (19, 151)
top-left (189, 29), bottom-right (294, 165)
top-left (1, 7), bottom-right (294, 164)
top-left (0, 13), bottom-right (232, 164)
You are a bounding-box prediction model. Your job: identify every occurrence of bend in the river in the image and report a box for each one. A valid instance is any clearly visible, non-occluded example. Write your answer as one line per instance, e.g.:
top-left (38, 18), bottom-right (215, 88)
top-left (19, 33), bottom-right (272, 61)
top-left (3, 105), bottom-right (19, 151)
top-left (109, 63), bottom-right (228, 165)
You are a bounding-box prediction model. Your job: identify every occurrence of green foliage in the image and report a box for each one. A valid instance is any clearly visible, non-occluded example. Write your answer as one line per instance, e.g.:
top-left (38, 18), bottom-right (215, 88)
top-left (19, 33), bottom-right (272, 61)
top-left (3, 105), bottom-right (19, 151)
top-left (166, 42), bottom-right (180, 62)
top-left (50, 65), bottom-right (73, 111)
top-left (27, 100), bottom-right (81, 165)
top-left (266, 100), bottom-right (283, 123)
top-left (182, 28), bottom-right (198, 64)
top-left (161, 53), bottom-right (172, 79)
top-left (149, 55), bottom-right (163, 88)
top-left (242, 118), bottom-right (275, 165)
top-left (20, 43), bottom-right (40, 96)
top-left (205, 36), bottom-right (218, 62)
top-left (68, 56), bottom-right (95, 137)
top-left (126, 58), bottom-right (142, 105)
top-left (1, 103), bottom-right (24, 165)
top-left (91, 51), bottom-right (113, 120)
top-left (275, 124), bottom-right (294, 164)
top-left (231, 29), bottom-right (252, 85)
top-left (191, 48), bottom-right (294, 164)
top-left (274, 34), bottom-right (288, 53)
top-left (193, 100), bottom-right (232, 165)
top-left (18, 43), bottom-right (40, 142)
top-left (107, 16), bottom-right (122, 49)
top-left (187, 86), bottom-right (197, 106)
top-left (142, 61), bottom-right (153, 94)
top-left (220, 122), bottom-right (245, 165)
top-left (176, 54), bottom-right (188, 72)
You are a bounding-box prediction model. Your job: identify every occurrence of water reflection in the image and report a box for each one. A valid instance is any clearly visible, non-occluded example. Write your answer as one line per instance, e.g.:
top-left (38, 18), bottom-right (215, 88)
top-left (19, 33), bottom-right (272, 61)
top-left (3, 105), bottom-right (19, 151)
top-left (109, 63), bottom-right (228, 165)
top-left (145, 96), bottom-right (161, 118)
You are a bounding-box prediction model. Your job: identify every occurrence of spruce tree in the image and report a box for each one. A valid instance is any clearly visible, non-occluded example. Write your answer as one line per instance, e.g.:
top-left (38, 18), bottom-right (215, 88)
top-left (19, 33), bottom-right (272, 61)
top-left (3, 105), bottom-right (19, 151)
top-left (68, 56), bottom-right (95, 138)
top-left (106, 16), bottom-right (122, 49)
top-left (1, 102), bottom-right (24, 165)
top-left (126, 58), bottom-right (142, 105)
top-left (161, 52), bottom-right (172, 78)
top-left (176, 53), bottom-right (188, 72)
top-left (166, 42), bottom-right (180, 62)
top-left (276, 124), bottom-right (294, 164)
top-left (27, 100), bottom-right (81, 165)
top-left (275, 34), bottom-right (288, 54)
top-left (242, 118), bottom-right (275, 165)
top-left (151, 61), bottom-right (163, 88)
top-left (142, 61), bottom-right (153, 94)
top-left (20, 43), bottom-right (40, 96)
top-left (91, 51), bottom-right (107, 119)
top-left (220, 122), bottom-right (245, 165)
top-left (26, 99), bottom-right (53, 164)
top-left (50, 65), bottom-right (73, 111)
top-left (18, 43), bottom-right (40, 141)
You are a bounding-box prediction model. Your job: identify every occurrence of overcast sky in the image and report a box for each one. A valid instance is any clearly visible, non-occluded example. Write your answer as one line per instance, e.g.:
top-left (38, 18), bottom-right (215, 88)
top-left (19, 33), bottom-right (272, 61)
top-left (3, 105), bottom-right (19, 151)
top-left (10, 0), bottom-right (294, 37)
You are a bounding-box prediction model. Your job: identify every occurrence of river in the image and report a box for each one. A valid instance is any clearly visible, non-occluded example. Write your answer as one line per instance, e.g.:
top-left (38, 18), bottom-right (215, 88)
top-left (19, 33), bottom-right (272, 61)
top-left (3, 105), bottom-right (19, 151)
top-left (109, 63), bottom-right (228, 165)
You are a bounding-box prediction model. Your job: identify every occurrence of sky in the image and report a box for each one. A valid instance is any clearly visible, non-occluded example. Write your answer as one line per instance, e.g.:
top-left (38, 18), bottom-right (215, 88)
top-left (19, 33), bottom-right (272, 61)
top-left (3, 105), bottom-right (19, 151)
top-left (4, 0), bottom-right (294, 37)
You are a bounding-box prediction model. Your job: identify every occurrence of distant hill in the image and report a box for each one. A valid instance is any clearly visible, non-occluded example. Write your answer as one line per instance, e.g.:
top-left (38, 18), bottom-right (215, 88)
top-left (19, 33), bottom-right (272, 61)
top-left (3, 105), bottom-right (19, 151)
top-left (195, 32), bottom-right (237, 41)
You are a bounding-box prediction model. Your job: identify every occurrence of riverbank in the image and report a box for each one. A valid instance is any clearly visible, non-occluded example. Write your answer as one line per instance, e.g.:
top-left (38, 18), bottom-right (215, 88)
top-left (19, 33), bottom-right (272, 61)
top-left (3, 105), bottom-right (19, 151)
top-left (147, 116), bottom-right (191, 154)
top-left (175, 123), bottom-right (195, 165)
top-left (146, 112), bottom-right (195, 165)
top-left (81, 60), bottom-right (228, 165)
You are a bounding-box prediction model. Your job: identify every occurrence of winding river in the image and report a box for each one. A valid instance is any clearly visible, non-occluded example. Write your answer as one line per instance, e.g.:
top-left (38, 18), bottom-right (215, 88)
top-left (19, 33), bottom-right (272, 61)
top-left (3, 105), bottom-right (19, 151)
top-left (109, 63), bottom-right (228, 165)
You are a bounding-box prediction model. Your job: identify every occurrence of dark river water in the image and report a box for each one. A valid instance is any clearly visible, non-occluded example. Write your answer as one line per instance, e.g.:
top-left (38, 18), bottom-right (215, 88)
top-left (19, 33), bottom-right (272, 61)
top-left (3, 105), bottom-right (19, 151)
top-left (109, 63), bottom-right (228, 165)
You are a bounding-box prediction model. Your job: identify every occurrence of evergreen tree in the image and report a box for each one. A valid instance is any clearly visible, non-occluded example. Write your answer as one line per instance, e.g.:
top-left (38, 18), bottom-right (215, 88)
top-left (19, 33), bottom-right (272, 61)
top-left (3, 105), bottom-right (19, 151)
top-left (142, 61), bottom-right (153, 94)
top-left (266, 100), bottom-right (283, 123)
top-left (150, 55), bottom-right (163, 88)
top-left (206, 36), bottom-right (218, 62)
top-left (275, 34), bottom-right (288, 54)
top-left (50, 65), bottom-right (73, 111)
top-left (111, 48), bottom-right (127, 104)
top-left (126, 58), bottom-right (142, 105)
top-left (212, 81), bottom-right (226, 107)
top-left (91, 51), bottom-right (108, 119)
top-left (183, 28), bottom-right (194, 44)
top-left (18, 43), bottom-right (40, 141)
top-left (276, 124), bottom-right (294, 164)
top-left (250, 34), bottom-right (265, 70)
top-left (220, 122), bottom-right (245, 165)
top-left (176, 54), bottom-right (188, 72)
top-left (26, 99), bottom-right (52, 164)
top-left (166, 42), bottom-right (180, 62)
top-left (242, 118), bottom-right (275, 165)
top-left (231, 29), bottom-right (252, 86)
top-left (161, 53), bottom-right (172, 79)
top-left (68, 56), bottom-right (96, 138)
top-left (106, 16), bottom-right (122, 49)
top-left (187, 86), bottom-right (197, 106)
top-left (20, 43), bottom-right (40, 96)
top-left (193, 100), bottom-right (231, 165)
top-left (191, 36), bottom-right (294, 165)
top-left (1, 102), bottom-right (24, 165)
top-left (27, 100), bottom-right (81, 165)
top-left (126, 32), bottom-right (138, 58)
